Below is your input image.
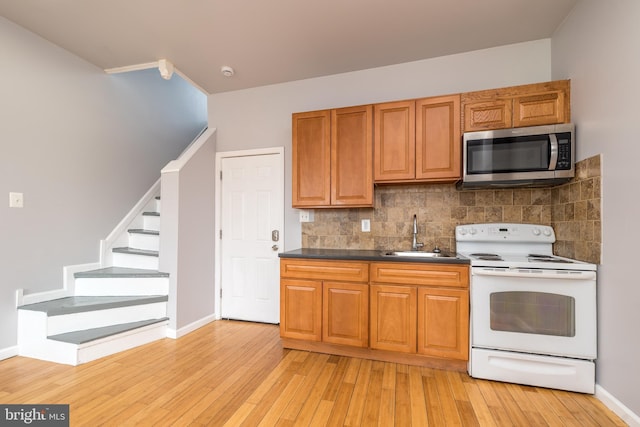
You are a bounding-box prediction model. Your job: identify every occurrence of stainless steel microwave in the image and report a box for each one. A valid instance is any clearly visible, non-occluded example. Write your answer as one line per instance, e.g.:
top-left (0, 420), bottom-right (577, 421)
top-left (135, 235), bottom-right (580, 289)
top-left (461, 123), bottom-right (575, 188)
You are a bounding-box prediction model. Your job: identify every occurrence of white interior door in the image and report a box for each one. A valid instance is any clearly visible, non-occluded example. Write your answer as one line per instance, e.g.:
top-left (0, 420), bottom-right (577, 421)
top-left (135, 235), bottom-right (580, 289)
top-left (220, 152), bottom-right (283, 323)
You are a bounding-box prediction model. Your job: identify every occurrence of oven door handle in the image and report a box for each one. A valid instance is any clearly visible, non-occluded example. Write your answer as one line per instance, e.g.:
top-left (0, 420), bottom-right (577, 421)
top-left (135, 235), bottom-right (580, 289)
top-left (473, 268), bottom-right (596, 280)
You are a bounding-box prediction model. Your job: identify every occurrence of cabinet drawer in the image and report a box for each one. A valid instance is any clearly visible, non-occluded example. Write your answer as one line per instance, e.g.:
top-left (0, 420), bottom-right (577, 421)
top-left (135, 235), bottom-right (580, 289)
top-left (281, 259), bottom-right (369, 282)
top-left (370, 262), bottom-right (469, 288)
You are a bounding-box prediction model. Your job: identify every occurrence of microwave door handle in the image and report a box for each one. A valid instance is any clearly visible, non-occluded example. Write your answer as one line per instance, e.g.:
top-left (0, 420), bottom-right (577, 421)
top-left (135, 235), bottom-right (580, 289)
top-left (548, 133), bottom-right (559, 170)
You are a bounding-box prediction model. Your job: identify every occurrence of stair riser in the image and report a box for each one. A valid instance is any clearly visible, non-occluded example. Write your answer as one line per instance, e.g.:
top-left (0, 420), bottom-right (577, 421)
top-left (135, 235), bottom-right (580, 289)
top-left (143, 215), bottom-right (160, 231)
top-left (74, 277), bottom-right (169, 296)
top-left (155, 199), bottom-right (161, 213)
top-left (128, 233), bottom-right (160, 251)
top-left (112, 252), bottom-right (159, 270)
top-left (46, 302), bottom-right (167, 336)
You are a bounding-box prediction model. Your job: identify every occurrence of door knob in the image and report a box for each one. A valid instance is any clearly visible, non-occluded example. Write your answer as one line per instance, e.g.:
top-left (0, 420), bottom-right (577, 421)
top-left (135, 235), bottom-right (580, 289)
top-left (272, 245), bottom-right (279, 251)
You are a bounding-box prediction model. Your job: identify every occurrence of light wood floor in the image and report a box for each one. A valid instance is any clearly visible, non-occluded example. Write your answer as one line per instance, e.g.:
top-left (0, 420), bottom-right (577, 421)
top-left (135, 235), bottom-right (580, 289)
top-left (0, 320), bottom-right (626, 426)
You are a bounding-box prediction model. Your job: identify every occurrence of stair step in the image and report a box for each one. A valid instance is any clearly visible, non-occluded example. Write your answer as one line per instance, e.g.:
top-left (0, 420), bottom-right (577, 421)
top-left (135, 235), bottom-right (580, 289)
top-left (18, 295), bottom-right (168, 316)
top-left (48, 318), bottom-right (169, 344)
top-left (127, 228), bottom-right (160, 236)
top-left (75, 267), bottom-right (168, 279)
top-left (112, 247), bottom-right (159, 257)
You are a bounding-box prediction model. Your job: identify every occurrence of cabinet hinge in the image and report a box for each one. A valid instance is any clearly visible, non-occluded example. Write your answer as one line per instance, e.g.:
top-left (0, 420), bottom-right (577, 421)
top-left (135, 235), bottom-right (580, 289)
top-left (220, 171), bottom-right (222, 180)
top-left (219, 229), bottom-right (222, 239)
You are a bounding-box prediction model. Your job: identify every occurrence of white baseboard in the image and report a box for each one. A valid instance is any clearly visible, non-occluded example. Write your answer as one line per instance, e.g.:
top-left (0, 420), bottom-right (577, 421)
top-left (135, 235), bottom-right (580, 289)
top-left (0, 345), bottom-right (18, 361)
top-left (166, 313), bottom-right (217, 339)
top-left (596, 384), bottom-right (640, 426)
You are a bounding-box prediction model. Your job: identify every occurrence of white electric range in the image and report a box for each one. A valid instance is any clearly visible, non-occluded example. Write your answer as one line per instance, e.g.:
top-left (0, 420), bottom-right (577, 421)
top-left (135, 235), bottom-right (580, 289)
top-left (456, 223), bottom-right (597, 394)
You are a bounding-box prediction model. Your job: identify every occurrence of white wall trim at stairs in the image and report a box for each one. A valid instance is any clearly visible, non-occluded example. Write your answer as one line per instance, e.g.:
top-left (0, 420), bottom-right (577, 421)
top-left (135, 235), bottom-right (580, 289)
top-left (166, 313), bottom-right (217, 339)
top-left (0, 345), bottom-right (18, 361)
top-left (15, 262), bottom-right (100, 307)
top-left (100, 179), bottom-right (161, 267)
top-left (596, 384), bottom-right (640, 427)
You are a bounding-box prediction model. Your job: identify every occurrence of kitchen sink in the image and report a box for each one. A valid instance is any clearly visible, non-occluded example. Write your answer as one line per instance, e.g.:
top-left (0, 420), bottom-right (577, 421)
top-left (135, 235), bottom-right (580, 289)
top-left (382, 250), bottom-right (457, 258)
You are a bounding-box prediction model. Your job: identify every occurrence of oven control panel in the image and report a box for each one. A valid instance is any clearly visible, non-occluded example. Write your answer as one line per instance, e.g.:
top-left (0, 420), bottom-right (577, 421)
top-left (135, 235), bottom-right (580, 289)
top-left (456, 223), bottom-right (555, 243)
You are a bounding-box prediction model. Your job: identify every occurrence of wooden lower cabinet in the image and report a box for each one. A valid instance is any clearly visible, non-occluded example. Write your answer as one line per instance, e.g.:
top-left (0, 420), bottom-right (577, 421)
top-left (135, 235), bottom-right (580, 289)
top-left (323, 282), bottom-right (369, 347)
top-left (280, 258), bottom-right (470, 370)
top-left (417, 287), bottom-right (469, 360)
top-left (370, 284), bottom-right (416, 353)
top-left (280, 278), bottom-right (322, 341)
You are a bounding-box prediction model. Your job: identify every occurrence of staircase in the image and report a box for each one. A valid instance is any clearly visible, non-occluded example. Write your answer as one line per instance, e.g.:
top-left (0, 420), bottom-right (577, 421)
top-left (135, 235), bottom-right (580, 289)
top-left (17, 196), bottom-right (170, 365)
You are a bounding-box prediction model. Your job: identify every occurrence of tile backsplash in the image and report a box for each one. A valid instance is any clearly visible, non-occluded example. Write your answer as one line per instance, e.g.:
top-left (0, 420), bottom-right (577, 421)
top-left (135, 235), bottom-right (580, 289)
top-left (301, 155), bottom-right (601, 264)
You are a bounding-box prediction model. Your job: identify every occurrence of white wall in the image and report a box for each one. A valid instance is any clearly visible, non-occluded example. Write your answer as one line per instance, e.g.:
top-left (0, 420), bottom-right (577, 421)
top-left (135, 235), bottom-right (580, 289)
top-left (0, 17), bottom-right (207, 353)
top-left (552, 0), bottom-right (640, 420)
top-left (209, 39), bottom-right (552, 252)
top-left (160, 131), bottom-right (217, 336)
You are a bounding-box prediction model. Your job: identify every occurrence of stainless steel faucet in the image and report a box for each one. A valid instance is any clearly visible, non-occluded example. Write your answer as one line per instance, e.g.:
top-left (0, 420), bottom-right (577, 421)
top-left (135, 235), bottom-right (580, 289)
top-left (411, 214), bottom-right (424, 251)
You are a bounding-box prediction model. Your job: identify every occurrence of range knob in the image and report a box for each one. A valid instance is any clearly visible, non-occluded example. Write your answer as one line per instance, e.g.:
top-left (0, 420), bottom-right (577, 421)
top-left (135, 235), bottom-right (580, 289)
top-left (543, 228), bottom-right (552, 236)
top-left (469, 228), bottom-right (477, 235)
top-left (532, 228), bottom-right (541, 236)
top-left (458, 228), bottom-right (467, 236)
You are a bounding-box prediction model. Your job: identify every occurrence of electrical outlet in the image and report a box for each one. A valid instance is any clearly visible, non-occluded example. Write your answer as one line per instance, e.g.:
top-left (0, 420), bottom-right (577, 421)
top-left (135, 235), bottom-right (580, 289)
top-left (9, 192), bottom-right (23, 208)
top-left (299, 209), bottom-right (314, 223)
top-left (361, 219), bottom-right (370, 232)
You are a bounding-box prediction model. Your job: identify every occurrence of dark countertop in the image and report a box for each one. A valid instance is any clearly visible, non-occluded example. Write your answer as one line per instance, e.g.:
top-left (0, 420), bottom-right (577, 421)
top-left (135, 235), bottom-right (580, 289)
top-left (279, 248), bottom-right (470, 265)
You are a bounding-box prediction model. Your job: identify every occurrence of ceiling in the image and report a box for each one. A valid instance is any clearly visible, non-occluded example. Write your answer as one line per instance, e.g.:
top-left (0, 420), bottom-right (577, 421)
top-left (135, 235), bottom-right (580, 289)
top-left (0, 0), bottom-right (578, 94)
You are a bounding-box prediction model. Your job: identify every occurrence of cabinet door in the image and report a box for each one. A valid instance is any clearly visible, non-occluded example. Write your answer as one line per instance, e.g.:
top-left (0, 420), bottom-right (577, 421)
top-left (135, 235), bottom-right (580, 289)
top-left (463, 99), bottom-right (512, 132)
top-left (292, 110), bottom-right (331, 207)
top-left (323, 282), bottom-right (369, 347)
top-left (331, 105), bottom-right (373, 206)
top-left (280, 278), bottom-right (322, 341)
top-left (513, 91), bottom-right (565, 127)
top-left (417, 287), bottom-right (469, 360)
top-left (416, 95), bottom-right (461, 181)
top-left (374, 100), bottom-right (415, 181)
top-left (370, 284), bottom-right (416, 353)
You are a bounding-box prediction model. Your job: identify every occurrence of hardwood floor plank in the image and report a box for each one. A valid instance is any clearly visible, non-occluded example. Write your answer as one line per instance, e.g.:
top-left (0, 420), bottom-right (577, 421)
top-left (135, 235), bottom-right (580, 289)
top-left (308, 400), bottom-right (334, 426)
top-left (280, 352), bottom-right (330, 421)
top-left (434, 367), bottom-right (463, 425)
top-left (343, 358), bottom-right (372, 426)
top-left (408, 365), bottom-right (429, 426)
top-left (293, 363), bottom-right (337, 425)
top-left (325, 382), bottom-right (355, 426)
top-left (395, 369), bottom-right (412, 426)
top-left (360, 361), bottom-right (384, 425)
top-left (462, 381), bottom-right (497, 427)
top-left (0, 320), bottom-right (623, 427)
top-left (321, 356), bottom-right (349, 402)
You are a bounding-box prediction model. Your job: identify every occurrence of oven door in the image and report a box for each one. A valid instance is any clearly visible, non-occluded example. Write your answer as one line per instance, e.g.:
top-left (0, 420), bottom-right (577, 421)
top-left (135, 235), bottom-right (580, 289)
top-left (471, 267), bottom-right (596, 359)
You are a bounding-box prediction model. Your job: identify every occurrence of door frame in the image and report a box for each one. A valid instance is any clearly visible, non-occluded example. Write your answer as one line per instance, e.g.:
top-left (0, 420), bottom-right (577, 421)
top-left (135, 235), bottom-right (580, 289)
top-left (214, 146), bottom-right (285, 320)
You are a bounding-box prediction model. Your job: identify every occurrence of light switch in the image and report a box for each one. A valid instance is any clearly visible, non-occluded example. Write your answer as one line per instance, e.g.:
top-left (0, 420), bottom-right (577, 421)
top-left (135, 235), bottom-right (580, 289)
top-left (9, 192), bottom-right (23, 208)
top-left (361, 219), bottom-right (371, 232)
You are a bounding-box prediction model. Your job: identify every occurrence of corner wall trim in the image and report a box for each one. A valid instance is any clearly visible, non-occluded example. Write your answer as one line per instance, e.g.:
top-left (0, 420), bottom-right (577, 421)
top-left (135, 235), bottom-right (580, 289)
top-left (596, 384), bottom-right (640, 426)
top-left (0, 346), bottom-right (18, 361)
top-left (166, 314), bottom-right (217, 339)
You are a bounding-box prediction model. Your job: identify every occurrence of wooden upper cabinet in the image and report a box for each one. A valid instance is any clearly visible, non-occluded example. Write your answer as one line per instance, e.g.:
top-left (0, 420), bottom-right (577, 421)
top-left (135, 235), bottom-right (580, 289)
top-left (292, 110), bottom-right (331, 207)
top-left (331, 105), bottom-right (374, 207)
top-left (292, 106), bottom-right (373, 208)
top-left (513, 90), bottom-right (566, 127)
top-left (416, 95), bottom-right (461, 181)
top-left (374, 101), bottom-right (416, 181)
top-left (463, 99), bottom-right (512, 131)
top-left (462, 80), bottom-right (570, 132)
top-left (373, 95), bottom-right (461, 184)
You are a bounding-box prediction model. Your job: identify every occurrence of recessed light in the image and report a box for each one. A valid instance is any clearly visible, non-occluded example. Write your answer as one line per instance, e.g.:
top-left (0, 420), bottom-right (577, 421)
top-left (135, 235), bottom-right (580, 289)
top-left (221, 66), bottom-right (235, 77)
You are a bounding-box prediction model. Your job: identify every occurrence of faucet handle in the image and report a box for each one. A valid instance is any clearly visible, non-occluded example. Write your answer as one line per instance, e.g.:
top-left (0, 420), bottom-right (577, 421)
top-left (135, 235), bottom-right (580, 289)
top-left (415, 242), bottom-right (424, 250)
